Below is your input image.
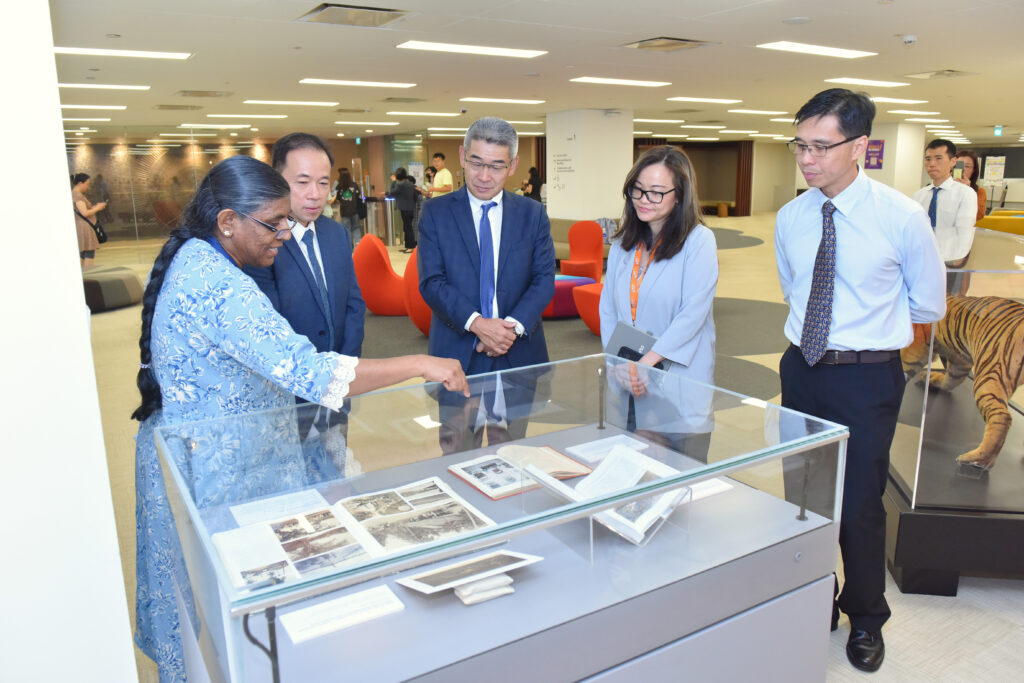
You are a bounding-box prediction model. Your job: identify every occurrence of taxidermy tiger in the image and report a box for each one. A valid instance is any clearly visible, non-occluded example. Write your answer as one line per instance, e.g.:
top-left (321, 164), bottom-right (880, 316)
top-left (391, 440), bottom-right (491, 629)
top-left (901, 295), bottom-right (1024, 469)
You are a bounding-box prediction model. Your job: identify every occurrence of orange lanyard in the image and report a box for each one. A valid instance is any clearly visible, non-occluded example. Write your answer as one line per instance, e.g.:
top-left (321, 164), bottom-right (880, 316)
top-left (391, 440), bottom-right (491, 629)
top-left (629, 237), bottom-right (660, 323)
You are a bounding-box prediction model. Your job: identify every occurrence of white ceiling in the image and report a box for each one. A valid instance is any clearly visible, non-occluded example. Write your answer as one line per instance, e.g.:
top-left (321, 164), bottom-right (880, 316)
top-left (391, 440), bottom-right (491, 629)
top-left (50, 0), bottom-right (1024, 146)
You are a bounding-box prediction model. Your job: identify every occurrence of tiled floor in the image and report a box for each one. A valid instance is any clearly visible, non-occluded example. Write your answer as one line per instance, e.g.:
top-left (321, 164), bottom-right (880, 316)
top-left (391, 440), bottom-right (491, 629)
top-left (89, 218), bottom-right (1023, 682)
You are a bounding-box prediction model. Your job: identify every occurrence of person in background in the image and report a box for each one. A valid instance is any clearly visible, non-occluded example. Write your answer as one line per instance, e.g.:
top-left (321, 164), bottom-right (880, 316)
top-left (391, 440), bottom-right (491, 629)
top-left (131, 155), bottom-right (467, 683)
top-left (775, 88), bottom-right (946, 673)
top-left (334, 167), bottom-right (363, 246)
top-left (388, 166), bottom-right (418, 253)
top-left (71, 172), bottom-right (107, 269)
top-left (428, 152), bottom-right (454, 197)
top-left (955, 149), bottom-right (986, 222)
top-left (598, 146), bottom-right (718, 460)
top-left (524, 166), bottom-right (543, 202)
top-left (913, 139), bottom-right (977, 292)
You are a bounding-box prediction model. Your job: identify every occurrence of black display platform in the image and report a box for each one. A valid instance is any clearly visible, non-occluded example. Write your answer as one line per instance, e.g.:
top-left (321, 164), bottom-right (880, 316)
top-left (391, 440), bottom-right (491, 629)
top-left (886, 377), bottom-right (1024, 595)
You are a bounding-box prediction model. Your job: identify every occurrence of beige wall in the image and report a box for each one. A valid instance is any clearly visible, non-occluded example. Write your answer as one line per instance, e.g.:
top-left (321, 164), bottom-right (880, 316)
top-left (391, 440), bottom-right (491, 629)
top-left (686, 146), bottom-right (738, 203)
top-left (751, 142), bottom-right (798, 213)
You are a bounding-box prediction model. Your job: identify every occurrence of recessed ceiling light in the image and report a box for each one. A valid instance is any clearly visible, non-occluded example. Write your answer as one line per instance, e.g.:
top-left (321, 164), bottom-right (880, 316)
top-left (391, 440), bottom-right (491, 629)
top-left (905, 118), bottom-right (949, 123)
top-left (666, 96), bottom-right (741, 103)
top-left (386, 111), bottom-right (462, 117)
top-left (663, 135), bottom-right (689, 139)
top-left (179, 123), bottom-right (252, 129)
top-left (159, 132), bottom-right (217, 137)
top-left (59, 82), bottom-right (150, 90)
top-left (633, 130), bottom-right (653, 135)
top-left (397, 40), bottom-right (546, 59)
top-left (365, 129), bottom-right (374, 133)
top-left (634, 118), bottom-right (686, 123)
top-left (64, 129), bottom-right (97, 133)
top-left (517, 131), bottom-right (543, 136)
top-left (250, 128), bottom-right (259, 132)
top-left (430, 133), bottom-right (468, 138)
top-left (770, 118), bottom-right (793, 123)
top-left (688, 137), bottom-right (720, 141)
top-left (60, 104), bottom-right (126, 110)
top-left (54, 46), bottom-right (191, 60)
top-left (334, 121), bottom-right (399, 126)
top-left (681, 124), bottom-right (725, 129)
top-left (460, 97), bottom-right (545, 104)
top-left (825, 77), bottom-right (909, 87)
top-left (719, 129), bottom-right (758, 134)
top-left (427, 127), bottom-right (469, 131)
top-left (207, 114), bottom-right (288, 119)
top-left (870, 97), bottom-right (928, 104)
top-left (299, 78), bottom-right (416, 88)
top-left (570, 76), bottom-right (671, 87)
top-left (749, 133), bottom-right (781, 137)
top-left (62, 117), bottom-right (110, 122)
top-left (757, 41), bottom-right (876, 59)
top-left (336, 133), bottom-right (345, 137)
top-left (507, 120), bottom-right (543, 125)
top-left (729, 109), bottom-right (788, 115)
top-left (243, 100), bottom-right (338, 107)
top-left (887, 109), bottom-right (940, 115)
top-left (230, 132), bottom-right (238, 137)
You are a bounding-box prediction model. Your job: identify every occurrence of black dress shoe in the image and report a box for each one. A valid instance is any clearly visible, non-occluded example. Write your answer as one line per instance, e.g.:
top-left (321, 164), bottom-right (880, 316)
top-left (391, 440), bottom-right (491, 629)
top-left (846, 628), bottom-right (884, 672)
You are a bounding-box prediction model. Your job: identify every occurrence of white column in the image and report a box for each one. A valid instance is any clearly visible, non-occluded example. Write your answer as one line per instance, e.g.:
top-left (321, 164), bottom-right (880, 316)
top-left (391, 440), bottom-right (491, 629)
top-left (0, 3), bottom-right (137, 682)
top-left (545, 109), bottom-right (634, 220)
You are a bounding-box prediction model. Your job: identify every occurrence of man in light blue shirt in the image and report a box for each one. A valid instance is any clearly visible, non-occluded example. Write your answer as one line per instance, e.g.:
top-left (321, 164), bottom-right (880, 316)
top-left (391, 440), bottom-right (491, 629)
top-left (775, 88), bottom-right (946, 674)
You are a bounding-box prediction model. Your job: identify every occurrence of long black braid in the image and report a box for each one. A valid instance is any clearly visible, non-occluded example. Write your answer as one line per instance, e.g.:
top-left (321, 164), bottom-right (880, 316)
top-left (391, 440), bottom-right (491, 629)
top-left (131, 155), bottom-right (290, 421)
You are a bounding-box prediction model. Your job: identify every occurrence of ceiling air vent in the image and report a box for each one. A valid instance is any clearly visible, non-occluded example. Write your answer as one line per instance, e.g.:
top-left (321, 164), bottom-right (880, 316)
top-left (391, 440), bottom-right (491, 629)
top-left (665, 108), bottom-right (700, 114)
top-left (175, 90), bottom-right (234, 98)
top-left (153, 104), bottom-right (203, 111)
top-left (905, 69), bottom-right (974, 80)
top-left (622, 37), bottom-right (717, 52)
top-left (297, 4), bottom-right (408, 27)
top-left (383, 96), bottom-right (425, 103)
top-left (335, 107), bottom-right (371, 113)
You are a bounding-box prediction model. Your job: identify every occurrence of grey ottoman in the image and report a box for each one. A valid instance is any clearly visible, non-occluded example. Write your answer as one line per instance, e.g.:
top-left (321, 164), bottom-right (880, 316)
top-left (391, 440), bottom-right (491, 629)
top-left (83, 266), bottom-right (144, 312)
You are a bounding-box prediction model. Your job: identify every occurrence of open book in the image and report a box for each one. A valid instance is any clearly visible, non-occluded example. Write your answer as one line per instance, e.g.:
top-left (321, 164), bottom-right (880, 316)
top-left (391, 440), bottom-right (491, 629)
top-left (212, 477), bottom-right (494, 589)
top-left (525, 445), bottom-right (692, 545)
top-left (448, 444), bottom-right (591, 500)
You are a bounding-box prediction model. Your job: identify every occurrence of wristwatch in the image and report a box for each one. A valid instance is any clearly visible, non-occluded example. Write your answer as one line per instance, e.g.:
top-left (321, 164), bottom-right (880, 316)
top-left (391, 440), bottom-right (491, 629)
top-left (513, 321), bottom-right (525, 337)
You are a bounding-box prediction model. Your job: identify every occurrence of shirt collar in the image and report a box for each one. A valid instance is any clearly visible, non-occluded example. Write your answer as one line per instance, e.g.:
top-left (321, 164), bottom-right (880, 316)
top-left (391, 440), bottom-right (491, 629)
top-left (934, 176), bottom-right (957, 190)
top-left (814, 165), bottom-right (869, 217)
top-left (467, 189), bottom-right (503, 214)
top-left (291, 218), bottom-right (316, 244)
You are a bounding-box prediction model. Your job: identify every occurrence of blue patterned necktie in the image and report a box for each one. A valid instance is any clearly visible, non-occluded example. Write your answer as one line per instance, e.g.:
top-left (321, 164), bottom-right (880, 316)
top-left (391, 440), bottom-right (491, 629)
top-left (800, 200), bottom-right (837, 366)
top-left (478, 202), bottom-right (497, 318)
top-left (301, 229), bottom-right (335, 348)
top-left (927, 186), bottom-right (939, 229)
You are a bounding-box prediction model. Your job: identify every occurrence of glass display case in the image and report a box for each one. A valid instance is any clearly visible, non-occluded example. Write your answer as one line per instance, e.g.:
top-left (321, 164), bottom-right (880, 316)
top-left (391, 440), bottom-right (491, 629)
top-left (886, 228), bottom-right (1024, 594)
top-left (155, 354), bottom-right (847, 683)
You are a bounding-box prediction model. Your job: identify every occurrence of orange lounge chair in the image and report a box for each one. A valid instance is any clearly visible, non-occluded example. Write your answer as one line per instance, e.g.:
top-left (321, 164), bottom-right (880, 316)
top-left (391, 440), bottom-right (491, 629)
top-left (353, 234), bottom-right (406, 316)
top-left (572, 282), bottom-right (603, 337)
top-left (402, 248), bottom-right (431, 336)
top-left (560, 220), bottom-right (604, 283)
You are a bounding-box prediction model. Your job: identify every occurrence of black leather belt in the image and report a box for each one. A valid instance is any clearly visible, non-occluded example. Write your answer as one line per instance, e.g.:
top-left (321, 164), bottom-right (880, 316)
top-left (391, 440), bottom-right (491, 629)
top-left (790, 344), bottom-right (900, 365)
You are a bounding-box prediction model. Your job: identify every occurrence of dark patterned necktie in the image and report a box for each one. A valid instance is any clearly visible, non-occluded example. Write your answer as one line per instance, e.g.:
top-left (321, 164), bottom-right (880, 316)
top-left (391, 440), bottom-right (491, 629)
top-left (927, 186), bottom-right (939, 228)
top-left (800, 200), bottom-right (837, 366)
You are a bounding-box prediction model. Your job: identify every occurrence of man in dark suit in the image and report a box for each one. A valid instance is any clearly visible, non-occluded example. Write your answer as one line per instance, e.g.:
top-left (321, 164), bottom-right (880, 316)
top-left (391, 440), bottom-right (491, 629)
top-left (245, 133), bottom-right (365, 358)
top-left (418, 117), bottom-right (555, 451)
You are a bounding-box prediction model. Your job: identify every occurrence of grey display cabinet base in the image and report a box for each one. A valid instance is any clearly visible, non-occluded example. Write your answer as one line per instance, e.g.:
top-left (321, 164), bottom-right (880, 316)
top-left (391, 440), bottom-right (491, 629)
top-left (883, 477), bottom-right (1024, 596)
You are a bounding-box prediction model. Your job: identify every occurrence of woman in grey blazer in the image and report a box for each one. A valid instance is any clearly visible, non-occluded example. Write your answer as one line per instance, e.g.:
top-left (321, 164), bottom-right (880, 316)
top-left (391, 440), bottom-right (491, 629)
top-left (599, 146), bottom-right (718, 456)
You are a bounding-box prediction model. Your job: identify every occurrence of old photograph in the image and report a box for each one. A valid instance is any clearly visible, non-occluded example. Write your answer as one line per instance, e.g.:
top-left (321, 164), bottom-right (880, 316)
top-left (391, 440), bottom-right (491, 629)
top-left (342, 491), bottom-right (414, 522)
top-left (362, 500), bottom-right (491, 553)
top-left (270, 517), bottom-right (307, 543)
top-left (240, 560), bottom-right (289, 586)
top-left (306, 509), bottom-right (341, 532)
top-left (464, 457), bottom-right (522, 491)
top-left (294, 543), bottom-right (368, 575)
top-left (398, 551), bottom-right (543, 594)
top-left (282, 527), bottom-right (354, 563)
top-left (398, 481), bottom-right (452, 508)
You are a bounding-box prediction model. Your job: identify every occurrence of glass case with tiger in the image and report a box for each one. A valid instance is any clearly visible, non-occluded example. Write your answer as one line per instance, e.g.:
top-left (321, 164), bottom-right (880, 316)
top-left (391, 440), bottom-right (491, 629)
top-left (901, 295), bottom-right (1024, 470)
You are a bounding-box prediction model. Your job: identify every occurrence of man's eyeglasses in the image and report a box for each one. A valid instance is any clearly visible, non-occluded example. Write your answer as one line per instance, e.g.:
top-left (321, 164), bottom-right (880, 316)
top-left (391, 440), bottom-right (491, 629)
top-left (464, 158), bottom-right (509, 173)
top-left (786, 136), bottom-right (860, 158)
top-left (627, 186), bottom-right (676, 204)
top-left (239, 212), bottom-right (293, 234)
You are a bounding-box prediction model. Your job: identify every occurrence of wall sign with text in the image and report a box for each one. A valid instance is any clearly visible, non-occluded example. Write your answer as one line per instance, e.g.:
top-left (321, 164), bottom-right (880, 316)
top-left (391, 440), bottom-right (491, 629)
top-left (864, 139), bottom-right (884, 170)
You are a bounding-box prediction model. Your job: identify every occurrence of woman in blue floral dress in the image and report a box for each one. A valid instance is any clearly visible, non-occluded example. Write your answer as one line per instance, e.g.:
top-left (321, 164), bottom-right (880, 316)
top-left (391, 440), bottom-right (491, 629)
top-left (131, 155), bottom-right (466, 682)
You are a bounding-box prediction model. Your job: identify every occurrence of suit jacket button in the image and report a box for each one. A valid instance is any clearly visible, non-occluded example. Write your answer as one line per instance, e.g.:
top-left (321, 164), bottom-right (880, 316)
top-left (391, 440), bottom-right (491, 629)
top-left (318, 330), bottom-right (327, 337)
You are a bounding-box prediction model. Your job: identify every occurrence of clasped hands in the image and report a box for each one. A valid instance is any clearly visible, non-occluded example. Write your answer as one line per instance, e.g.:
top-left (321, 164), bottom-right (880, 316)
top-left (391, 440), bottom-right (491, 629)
top-left (470, 317), bottom-right (517, 358)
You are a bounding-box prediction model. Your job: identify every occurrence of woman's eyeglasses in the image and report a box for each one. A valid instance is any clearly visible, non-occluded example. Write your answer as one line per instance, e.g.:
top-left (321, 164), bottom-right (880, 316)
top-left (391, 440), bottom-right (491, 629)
top-left (239, 212), bottom-right (294, 234)
top-left (628, 186), bottom-right (676, 204)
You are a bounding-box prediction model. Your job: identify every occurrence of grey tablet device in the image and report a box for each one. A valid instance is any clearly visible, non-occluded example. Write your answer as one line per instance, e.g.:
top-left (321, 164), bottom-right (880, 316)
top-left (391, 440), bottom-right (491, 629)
top-left (605, 321), bottom-right (671, 370)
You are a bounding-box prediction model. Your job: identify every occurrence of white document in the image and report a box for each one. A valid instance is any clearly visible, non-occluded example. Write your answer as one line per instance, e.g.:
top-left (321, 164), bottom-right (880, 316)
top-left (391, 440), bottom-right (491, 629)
top-left (279, 585), bottom-right (404, 643)
top-left (564, 434), bottom-right (650, 465)
top-left (230, 489), bottom-right (329, 527)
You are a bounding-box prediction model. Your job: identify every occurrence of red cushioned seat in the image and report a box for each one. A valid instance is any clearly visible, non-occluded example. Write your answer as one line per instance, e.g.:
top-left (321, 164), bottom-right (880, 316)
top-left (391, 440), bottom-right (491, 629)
top-left (402, 247), bottom-right (431, 336)
top-left (543, 275), bottom-right (596, 319)
top-left (560, 220), bottom-right (604, 283)
top-left (353, 234), bottom-right (406, 316)
top-left (572, 282), bottom-right (602, 336)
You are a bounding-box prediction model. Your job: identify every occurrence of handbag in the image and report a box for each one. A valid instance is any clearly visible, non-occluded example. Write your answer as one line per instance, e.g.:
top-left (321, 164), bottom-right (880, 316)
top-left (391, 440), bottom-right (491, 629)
top-left (75, 208), bottom-right (108, 243)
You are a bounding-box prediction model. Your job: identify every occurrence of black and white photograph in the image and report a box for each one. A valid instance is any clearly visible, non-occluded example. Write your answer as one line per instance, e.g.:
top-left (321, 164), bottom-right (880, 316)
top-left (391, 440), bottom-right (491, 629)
top-left (449, 447), bottom-right (591, 500)
top-left (342, 491), bottom-right (414, 522)
top-left (293, 543), bottom-right (369, 575)
top-left (398, 482), bottom-right (452, 508)
top-left (282, 527), bottom-right (355, 563)
top-left (465, 458), bottom-right (521, 490)
top-left (270, 517), bottom-right (307, 543)
top-left (306, 509), bottom-right (341, 532)
top-left (362, 500), bottom-right (493, 553)
top-left (397, 551), bottom-right (543, 594)
top-left (240, 560), bottom-right (289, 586)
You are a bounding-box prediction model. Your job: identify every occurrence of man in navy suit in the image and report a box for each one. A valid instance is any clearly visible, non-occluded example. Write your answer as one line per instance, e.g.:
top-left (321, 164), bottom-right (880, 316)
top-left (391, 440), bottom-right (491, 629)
top-left (245, 133), bottom-right (365, 359)
top-left (418, 117), bottom-right (555, 451)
